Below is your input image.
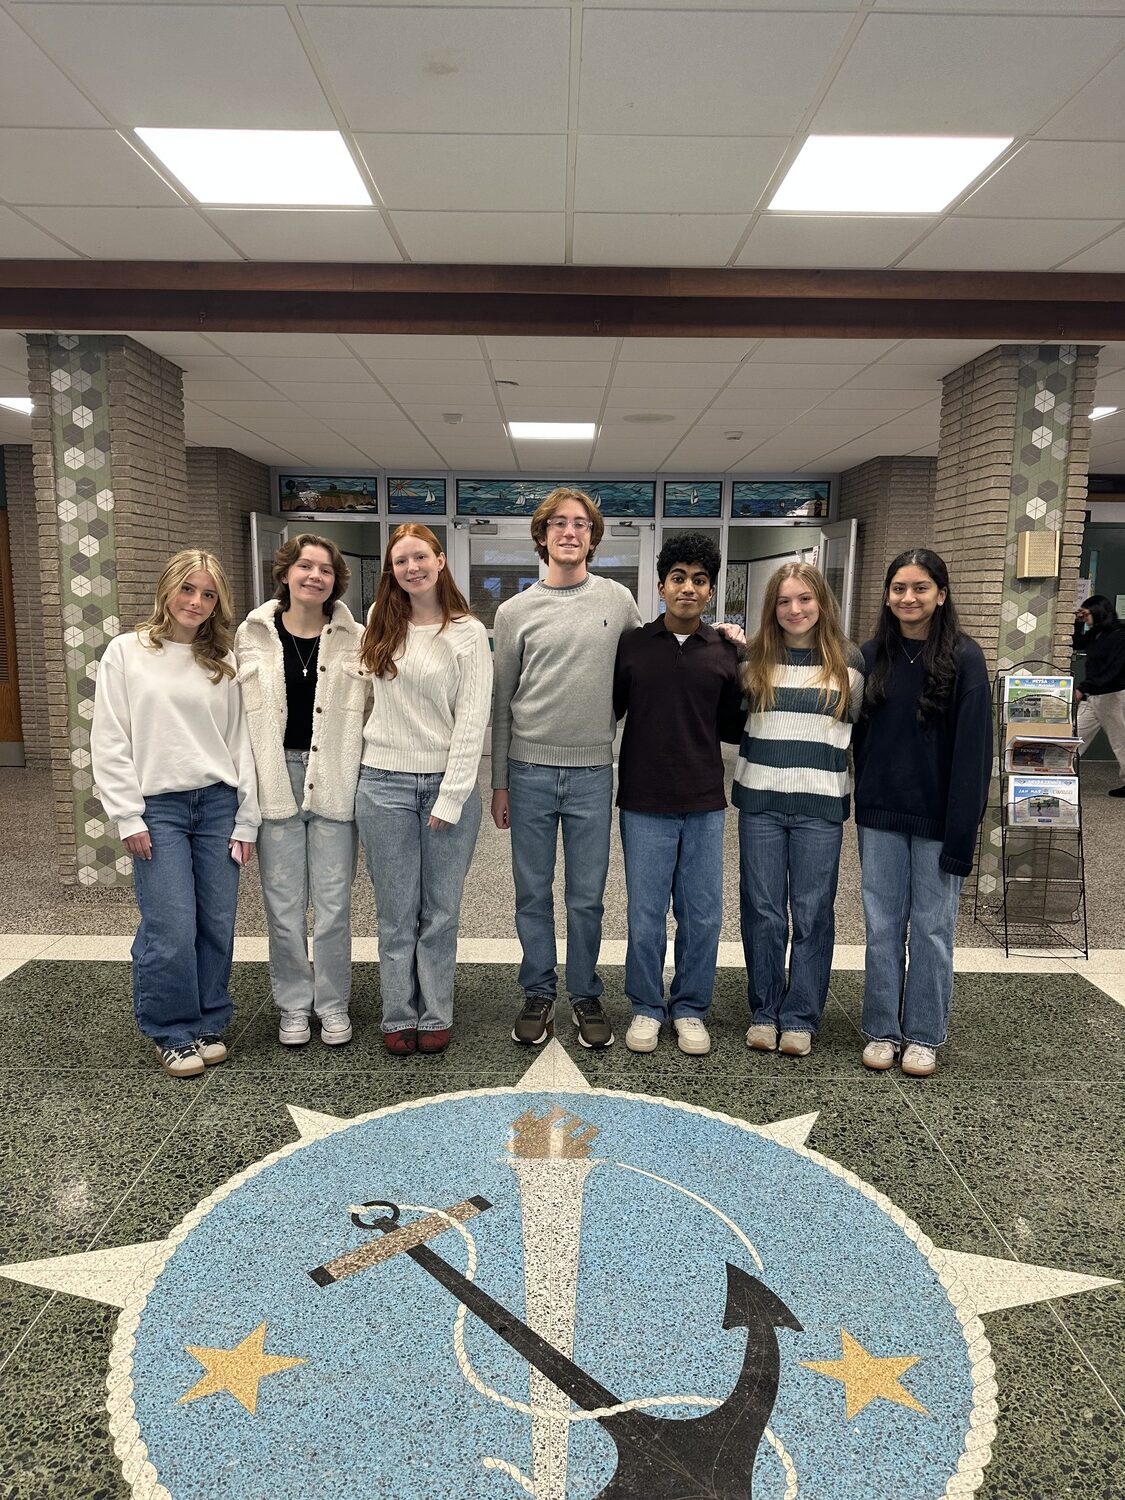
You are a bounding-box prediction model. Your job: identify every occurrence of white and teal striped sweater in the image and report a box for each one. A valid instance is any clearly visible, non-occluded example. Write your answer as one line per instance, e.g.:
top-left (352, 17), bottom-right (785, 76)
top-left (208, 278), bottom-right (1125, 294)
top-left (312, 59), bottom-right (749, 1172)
top-left (732, 644), bottom-right (866, 824)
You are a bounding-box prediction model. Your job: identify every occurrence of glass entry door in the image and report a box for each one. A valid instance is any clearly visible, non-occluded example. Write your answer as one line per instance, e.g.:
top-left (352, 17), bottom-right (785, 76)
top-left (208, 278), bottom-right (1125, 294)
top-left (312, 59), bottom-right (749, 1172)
top-left (818, 518), bottom-right (858, 636)
top-left (250, 513), bottom-right (288, 608)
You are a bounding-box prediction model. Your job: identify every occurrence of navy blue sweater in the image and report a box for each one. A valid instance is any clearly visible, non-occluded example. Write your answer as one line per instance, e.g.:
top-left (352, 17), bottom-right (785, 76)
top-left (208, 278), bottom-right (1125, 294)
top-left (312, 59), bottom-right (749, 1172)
top-left (853, 635), bottom-right (993, 877)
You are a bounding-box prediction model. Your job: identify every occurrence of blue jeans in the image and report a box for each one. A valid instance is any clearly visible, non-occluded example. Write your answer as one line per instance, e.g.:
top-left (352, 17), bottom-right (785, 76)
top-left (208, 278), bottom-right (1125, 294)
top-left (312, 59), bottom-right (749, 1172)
top-left (356, 768), bottom-right (482, 1032)
top-left (858, 826), bottom-right (965, 1049)
top-left (257, 753), bottom-right (357, 1021)
top-left (131, 782), bottom-right (241, 1049)
top-left (620, 809), bottom-right (725, 1021)
top-left (507, 760), bottom-right (612, 1001)
top-left (739, 811), bottom-right (843, 1034)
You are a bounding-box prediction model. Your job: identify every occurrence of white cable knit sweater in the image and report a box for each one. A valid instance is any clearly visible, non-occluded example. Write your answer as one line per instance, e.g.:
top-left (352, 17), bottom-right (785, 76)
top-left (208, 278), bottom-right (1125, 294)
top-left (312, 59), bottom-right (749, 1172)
top-left (234, 600), bottom-right (368, 823)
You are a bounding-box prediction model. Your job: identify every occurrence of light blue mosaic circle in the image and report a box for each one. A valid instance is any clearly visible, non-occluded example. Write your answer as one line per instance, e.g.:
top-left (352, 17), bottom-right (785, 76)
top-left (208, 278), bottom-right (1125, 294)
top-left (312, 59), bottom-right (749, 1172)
top-left (113, 1088), bottom-right (990, 1499)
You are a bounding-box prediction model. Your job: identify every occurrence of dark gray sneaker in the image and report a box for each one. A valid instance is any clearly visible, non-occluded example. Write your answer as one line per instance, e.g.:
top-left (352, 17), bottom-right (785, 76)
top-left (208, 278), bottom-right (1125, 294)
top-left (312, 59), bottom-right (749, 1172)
top-left (571, 998), bottom-right (614, 1050)
top-left (512, 995), bottom-right (555, 1046)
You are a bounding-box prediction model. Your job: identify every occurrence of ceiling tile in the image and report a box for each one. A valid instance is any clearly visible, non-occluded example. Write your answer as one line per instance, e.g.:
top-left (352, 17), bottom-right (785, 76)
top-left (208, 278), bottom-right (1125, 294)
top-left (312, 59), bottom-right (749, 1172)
top-left (578, 10), bottom-right (852, 135)
top-left (737, 215), bottom-right (931, 269)
top-left (356, 134), bottom-right (567, 212)
top-left (613, 363), bottom-right (741, 390)
top-left (485, 337), bottom-right (618, 361)
top-left (574, 136), bottom-right (787, 214)
top-left (213, 211), bottom-right (401, 263)
top-left (369, 359), bottom-right (491, 387)
top-left (1057, 225), bottom-right (1125, 272)
top-left (392, 211), bottom-right (564, 264)
top-left (0, 205), bottom-right (78, 257)
top-left (17, 206), bottom-right (240, 258)
top-left (900, 217), bottom-right (1121, 270)
top-left (573, 213), bottom-right (746, 267)
top-left (239, 357), bottom-right (375, 384)
top-left (752, 338), bottom-right (898, 365)
top-left (394, 404), bottom-right (501, 425)
top-left (275, 382), bottom-right (401, 405)
top-left (878, 339), bottom-right (999, 366)
top-left (387, 384), bottom-right (509, 406)
top-left (304, 6), bottom-right (570, 133)
top-left (845, 366), bottom-right (944, 391)
top-left (708, 388), bottom-right (834, 411)
top-left (124, 331), bottom-right (224, 359)
top-left (0, 332), bottom-right (29, 370)
top-left (0, 129), bottom-right (182, 206)
top-left (205, 334), bottom-right (347, 357)
top-left (617, 339), bottom-right (754, 364)
top-left (0, 10), bottom-right (107, 127)
top-left (1036, 50), bottom-right (1125, 142)
top-left (731, 363), bottom-right (865, 389)
top-left (183, 379), bottom-right (291, 402)
top-left (180, 357), bottom-right (270, 381)
top-left (490, 360), bottom-right (611, 386)
top-left (813, 387), bottom-right (937, 413)
top-left (960, 143), bottom-right (1125, 219)
top-left (12, 2), bottom-right (333, 128)
top-left (346, 335), bottom-right (484, 359)
top-left (812, 13), bottom-right (1125, 134)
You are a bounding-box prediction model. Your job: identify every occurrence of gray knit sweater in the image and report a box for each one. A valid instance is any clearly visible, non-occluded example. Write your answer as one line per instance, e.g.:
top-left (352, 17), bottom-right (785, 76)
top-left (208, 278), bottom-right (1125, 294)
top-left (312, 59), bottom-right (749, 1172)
top-left (491, 574), bottom-right (641, 787)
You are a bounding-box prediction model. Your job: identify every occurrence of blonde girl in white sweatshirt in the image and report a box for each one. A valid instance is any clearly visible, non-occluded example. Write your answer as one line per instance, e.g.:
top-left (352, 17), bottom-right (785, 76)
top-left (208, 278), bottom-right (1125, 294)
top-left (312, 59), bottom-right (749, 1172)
top-left (235, 534), bottom-right (367, 1048)
top-left (91, 550), bottom-right (259, 1078)
top-left (357, 523), bottom-right (492, 1056)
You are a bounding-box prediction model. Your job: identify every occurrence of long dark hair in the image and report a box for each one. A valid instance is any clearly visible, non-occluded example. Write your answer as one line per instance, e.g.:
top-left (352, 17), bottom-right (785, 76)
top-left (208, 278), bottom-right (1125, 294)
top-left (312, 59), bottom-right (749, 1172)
top-left (864, 548), bottom-right (963, 723)
top-left (360, 524), bottom-right (471, 680)
top-left (1081, 594), bottom-right (1119, 632)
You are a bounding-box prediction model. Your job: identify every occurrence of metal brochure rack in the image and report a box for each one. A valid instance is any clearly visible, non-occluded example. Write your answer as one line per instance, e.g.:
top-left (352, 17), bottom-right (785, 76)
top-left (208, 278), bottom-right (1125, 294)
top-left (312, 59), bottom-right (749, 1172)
top-left (973, 658), bottom-right (1089, 959)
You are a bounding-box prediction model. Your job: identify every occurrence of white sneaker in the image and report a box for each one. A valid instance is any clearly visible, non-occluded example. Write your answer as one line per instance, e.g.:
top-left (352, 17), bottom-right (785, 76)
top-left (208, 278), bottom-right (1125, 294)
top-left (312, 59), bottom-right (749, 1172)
top-left (279, 1013), bottom-right (311, 1046)
top-left (901, 1043), bottom-right (938, 1078)
top-left (319, 1012), bottom-right (353, 1046)
top-left (673, 1017), bottom-right (711, 1056)
top-left (746, 1023), bottom-right (777, 1052)
top-left (779, 1030), bottom-right (811, 1057)
top-left (862, 1040), bottom-right (898, 1071)
top-left (625, 1015), bottom-right (661, 1053)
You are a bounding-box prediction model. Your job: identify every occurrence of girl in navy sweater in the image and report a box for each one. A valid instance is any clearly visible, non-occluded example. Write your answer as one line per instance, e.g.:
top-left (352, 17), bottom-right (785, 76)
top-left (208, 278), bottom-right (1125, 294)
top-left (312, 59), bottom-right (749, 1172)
top-left (853, 549), bottom-right (992, 1078)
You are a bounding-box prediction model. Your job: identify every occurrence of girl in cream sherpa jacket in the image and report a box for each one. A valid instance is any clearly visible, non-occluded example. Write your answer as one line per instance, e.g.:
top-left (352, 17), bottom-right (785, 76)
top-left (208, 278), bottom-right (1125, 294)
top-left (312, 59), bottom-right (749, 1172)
top-left (234, 599), bottom-right (368, 823)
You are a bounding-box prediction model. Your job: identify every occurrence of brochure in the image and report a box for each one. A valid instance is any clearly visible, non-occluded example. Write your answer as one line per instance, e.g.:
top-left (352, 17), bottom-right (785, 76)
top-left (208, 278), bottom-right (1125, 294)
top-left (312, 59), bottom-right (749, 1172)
top-left (1004, 735), bottom-right (1082, 775)
top-left (1002, 674), bottom-right (1073, 726)
top-left (1007, 774), bottom-right (1079, 827)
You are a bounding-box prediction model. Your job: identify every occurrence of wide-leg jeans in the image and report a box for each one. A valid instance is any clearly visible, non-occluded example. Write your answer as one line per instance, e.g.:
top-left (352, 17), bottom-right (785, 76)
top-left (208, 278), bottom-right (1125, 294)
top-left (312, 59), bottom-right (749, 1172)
top-left (131, 781), bottom-right (241, 1049)
top-left (356, 768), bottom-right (482, 1032)
top-left (620, 808), bottom-right (725, 1022)
top-left (507, 760), bottom-right (612, 1003)
top-left (739, 810), bottom-right (843, 1035)
top-left (257, 752), bottom-right (358, 1021)
top-left (857, 825), bottom-right (964, 1049)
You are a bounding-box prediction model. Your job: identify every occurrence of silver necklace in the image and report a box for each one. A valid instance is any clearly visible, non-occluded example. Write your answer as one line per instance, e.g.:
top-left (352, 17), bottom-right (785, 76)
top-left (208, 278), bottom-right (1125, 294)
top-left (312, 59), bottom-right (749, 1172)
top-left (899, 637), bottom-right (925, 665)
top-left (289, 631), bottom-right (320, 678)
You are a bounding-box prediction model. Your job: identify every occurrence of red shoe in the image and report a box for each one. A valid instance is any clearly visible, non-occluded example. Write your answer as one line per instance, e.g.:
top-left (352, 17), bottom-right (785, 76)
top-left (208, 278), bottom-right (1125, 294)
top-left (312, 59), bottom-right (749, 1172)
top-left (383, 1029), bottom-right (417, 1056)
top-left (418, 1028), bottom-right (451, 1055)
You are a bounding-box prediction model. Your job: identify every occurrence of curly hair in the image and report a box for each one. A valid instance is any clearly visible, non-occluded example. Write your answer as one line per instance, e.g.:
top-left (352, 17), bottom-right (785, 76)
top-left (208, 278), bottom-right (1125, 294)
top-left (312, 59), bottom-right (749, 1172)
top-left (657, 531), bottom-right (721, 586)
top-left (138, 549), bottom-right (235, 683)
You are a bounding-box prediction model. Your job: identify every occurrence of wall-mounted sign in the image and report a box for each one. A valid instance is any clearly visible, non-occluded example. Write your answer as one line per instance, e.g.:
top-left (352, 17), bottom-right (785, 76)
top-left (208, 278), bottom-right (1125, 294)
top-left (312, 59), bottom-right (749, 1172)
top-left (731, 481), bottom-right (830, 520)
top-left (279, 475), bottom-right (378, 513)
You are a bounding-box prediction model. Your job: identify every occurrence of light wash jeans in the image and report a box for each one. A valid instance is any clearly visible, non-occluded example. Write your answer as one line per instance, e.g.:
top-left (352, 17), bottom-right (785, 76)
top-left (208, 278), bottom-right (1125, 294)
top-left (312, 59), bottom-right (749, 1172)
top-left (507, 760), bottom-right (612, 1002)
top-left (858, 825), bottom-right (965, 1049)
top-left (620, 808), bottom-right (725, 1022)
top-left (131, 781), bottom-right (241, 1049)
top-left (356, 768), bottom-right (482, 1032)
top-left (257, 752), bottom-right (357, 1021)
top-left (739, 810), bottom-right (843, 1035)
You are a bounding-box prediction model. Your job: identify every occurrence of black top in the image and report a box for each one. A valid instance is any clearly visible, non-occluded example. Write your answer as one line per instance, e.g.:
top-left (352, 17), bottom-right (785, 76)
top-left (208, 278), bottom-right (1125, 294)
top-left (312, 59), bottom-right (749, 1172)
top-left (853, 635), bottom-right (993, 878)
top-left (1075, 621), bottom-right (1125, 696)
top-left (275, 613), bottom-right (320, 750)
top-left (613, 618), bottom-right (744, 813)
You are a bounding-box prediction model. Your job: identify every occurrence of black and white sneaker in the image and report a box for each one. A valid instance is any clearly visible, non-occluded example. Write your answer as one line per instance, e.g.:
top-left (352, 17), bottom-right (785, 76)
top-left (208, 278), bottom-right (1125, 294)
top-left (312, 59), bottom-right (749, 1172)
top-left (511, 995), bottom-right (555, 1046)
top-left (159, 1044), bottom-right (205, 1078)
top-left (571, 998), bottom-right (614, 1050)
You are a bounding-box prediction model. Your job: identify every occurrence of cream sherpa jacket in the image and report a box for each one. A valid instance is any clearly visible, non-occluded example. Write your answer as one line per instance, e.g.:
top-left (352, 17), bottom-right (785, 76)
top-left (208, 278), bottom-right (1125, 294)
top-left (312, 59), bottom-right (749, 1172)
top-left (234, 600), bottom-right (368, 822)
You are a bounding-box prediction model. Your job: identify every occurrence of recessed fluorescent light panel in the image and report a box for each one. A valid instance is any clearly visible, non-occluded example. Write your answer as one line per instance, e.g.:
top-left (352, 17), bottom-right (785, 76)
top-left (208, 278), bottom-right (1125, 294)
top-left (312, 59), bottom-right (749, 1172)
top-left (768, 136), bottom-right (1012, 214)
top-left (0, 397), bottom-right (33, 415)
top-left (1090, 406), bottom-right (1119, 421)
top-left (508, 422), bottom-right (597, 441)
top-left (135, 129), bottom-right (371, 206)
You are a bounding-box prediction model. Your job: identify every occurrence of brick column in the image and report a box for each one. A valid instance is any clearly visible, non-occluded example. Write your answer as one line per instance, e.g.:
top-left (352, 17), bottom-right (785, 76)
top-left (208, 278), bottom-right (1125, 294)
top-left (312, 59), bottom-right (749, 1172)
top-left (838, 456), bottom-right (937, 642)
top-left (3, 443), bottom-right (49, 766)
top-left (185, 447), bottom-right (273, 620)
top-left (27, 334), bottom-right (190, 887)
top-left (933, 343), bottom-right (1098, 673)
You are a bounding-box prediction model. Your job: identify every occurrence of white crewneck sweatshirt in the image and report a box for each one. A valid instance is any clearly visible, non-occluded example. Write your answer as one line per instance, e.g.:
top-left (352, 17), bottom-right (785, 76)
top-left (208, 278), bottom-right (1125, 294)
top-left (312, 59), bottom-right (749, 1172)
top-left (91, 631), bottom-right (261, 841)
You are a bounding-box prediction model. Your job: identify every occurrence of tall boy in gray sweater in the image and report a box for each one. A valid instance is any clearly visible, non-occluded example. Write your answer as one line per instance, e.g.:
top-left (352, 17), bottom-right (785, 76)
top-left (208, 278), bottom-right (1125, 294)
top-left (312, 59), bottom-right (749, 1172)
top-left (491, 488), bottom-right (640, 1049)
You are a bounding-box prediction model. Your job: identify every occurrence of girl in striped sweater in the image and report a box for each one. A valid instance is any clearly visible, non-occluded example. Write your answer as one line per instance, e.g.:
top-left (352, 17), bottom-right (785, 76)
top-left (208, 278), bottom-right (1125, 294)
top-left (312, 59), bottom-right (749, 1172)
top-left (734, 563), bottom-right (865, 1057)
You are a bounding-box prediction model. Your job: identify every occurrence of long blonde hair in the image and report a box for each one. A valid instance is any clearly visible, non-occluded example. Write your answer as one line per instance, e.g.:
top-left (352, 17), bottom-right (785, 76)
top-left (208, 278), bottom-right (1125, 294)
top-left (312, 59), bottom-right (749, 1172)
top-left (741, 563), bottom-right (852, 720)
top-left (138, 549), bottom-right (236, 683)
top-left (360, 524), bottom-right (471, 680)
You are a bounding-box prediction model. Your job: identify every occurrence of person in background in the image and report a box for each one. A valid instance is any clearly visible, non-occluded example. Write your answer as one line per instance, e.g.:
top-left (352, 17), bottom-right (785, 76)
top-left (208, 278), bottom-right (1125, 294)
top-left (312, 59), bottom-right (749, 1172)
top-left (235, 534), bottom-right (366, 1049)
top-left (91, 549), bottom-right (259, 1078)
top-left (614, 533), bottom-right (744, 1056)
top-left (491, 488), bottom-right (641, 1051)
top-left (357, 524), bottom-right (491, 1055)
top-left (735, 563), bottom-right (865, 1059)
top-left (853, 548), bottom-right (992, 1080)
top-left (1072, 594), bottom-right (1125, 797)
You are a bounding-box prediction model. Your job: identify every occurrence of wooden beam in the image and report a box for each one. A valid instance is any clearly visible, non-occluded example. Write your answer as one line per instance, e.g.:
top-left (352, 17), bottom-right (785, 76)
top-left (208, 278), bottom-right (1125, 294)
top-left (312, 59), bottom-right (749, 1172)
top-left (1, 262), bottom-right (1122, 339)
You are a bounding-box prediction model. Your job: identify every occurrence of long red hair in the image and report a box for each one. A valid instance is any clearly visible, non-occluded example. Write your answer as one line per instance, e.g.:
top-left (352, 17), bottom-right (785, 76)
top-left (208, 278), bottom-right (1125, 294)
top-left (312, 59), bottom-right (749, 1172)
top-left (360, 524), bottom-right (472, 679)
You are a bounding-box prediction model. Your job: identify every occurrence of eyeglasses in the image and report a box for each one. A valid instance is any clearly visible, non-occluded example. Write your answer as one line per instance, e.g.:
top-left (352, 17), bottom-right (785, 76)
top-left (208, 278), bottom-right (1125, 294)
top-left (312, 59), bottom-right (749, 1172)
top-left (546, 516), bottom-right (592, 533)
